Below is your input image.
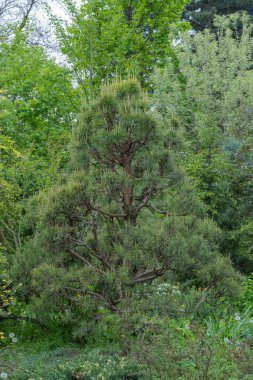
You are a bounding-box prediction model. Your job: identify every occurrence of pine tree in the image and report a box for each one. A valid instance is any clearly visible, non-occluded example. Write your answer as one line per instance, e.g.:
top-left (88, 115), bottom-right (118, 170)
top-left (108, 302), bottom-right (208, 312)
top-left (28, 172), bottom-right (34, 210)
top-left (14, 80), bottom-right (240, 323)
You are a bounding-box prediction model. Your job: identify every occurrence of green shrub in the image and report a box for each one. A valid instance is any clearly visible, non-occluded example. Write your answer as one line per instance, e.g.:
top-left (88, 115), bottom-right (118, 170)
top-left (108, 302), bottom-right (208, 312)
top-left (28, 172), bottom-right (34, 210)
top-left (14, 347), bottom-right (144, 380)
top-left (241, 273), bottom-right (253, 308)
top-left (130, 317), bottom-right (253, 379)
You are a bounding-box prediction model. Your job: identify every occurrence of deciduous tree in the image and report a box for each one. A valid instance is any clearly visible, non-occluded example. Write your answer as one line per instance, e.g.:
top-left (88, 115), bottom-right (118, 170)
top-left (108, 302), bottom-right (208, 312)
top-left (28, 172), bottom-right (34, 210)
top-left (49, 0), bottom-right (189, 93)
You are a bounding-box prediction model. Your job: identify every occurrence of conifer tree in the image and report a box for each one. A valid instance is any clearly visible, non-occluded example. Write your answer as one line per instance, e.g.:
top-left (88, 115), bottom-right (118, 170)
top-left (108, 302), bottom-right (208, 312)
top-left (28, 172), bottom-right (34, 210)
top-left (154, 14), bottom-right (253, 271)
top-left (184, 0), bottom-right (253, 32)
top-left (14, 80), bottom-right (240, 322)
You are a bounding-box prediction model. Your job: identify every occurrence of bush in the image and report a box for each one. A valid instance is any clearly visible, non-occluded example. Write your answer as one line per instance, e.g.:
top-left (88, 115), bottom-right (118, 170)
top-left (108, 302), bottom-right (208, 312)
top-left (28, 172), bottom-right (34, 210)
top-left (130, 317), bottom-right (253, 379)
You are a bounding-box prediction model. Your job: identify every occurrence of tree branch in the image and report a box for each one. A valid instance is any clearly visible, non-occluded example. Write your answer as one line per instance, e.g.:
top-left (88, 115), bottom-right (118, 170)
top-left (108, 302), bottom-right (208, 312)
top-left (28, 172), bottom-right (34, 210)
top-left (68, 249), bottom-right (106, 275)
top-left (147, 204), bottom-right (189, 217)
top-left (18, 0), bottom-right (38, 30)
top-left (0, 0), bottom-right (15, 17)
top-left (135, 184), bottom-right (154, 214)
top-left (0, 219), bottom-right (20, 254)
top-left (130, 266), bottom-right (168, 285)
top-left (74, 240), bottom-right (111, 271)
top-left (92, 207), bottom-right (125, 218)
top-left (91, 213), bottom-right (112, 270)
top-left (61, 286), bottom-right (119, 312)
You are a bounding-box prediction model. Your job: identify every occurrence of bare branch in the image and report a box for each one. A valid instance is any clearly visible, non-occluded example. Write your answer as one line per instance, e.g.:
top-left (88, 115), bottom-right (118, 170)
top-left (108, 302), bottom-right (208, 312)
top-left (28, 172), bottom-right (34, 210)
top-left (0, 0), bottom-right (16, 17)
top-left (18, 0), bottom-right (39, 30)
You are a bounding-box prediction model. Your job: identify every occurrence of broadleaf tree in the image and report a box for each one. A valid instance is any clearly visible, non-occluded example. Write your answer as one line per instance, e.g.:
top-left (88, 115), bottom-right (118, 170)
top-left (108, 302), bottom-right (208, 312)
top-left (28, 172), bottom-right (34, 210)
top-left (0, 32), bottom-right (80, 199)
top-left (48, 0), bottom-right (190, 93)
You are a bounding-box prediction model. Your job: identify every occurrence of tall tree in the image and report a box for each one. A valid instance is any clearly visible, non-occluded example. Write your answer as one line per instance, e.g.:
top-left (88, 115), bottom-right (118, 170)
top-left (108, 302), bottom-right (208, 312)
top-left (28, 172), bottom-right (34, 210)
top-left (48, 0), bottom-right (189, 94)
top-left (0, 33), bottom-right (79, 198)
top-left (0, 32), bottom-right (79, 259)
top-left (154, 13), bottom-right (253, 271)
top-left (0, 37), bottom-right (78, 153)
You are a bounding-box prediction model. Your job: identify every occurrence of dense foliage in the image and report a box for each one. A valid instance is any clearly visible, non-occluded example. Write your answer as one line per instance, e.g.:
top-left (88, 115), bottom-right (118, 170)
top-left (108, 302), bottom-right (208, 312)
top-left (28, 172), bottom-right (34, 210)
top-left (0, 1), bottom-right (253, 379)
top-left (154, 12), bottom-right (253, 271)
top-left (12, 80), bottom-right (240, 333)
top-left (48, 0), bottom-right (189, 92)
top-left (184, 0), bottom-right (253, 31)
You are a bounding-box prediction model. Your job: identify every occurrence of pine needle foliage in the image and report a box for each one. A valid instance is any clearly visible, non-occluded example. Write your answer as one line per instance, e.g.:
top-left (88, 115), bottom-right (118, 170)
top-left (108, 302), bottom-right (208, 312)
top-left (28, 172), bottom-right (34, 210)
top-left (14, 80), bottom-right (241, 324)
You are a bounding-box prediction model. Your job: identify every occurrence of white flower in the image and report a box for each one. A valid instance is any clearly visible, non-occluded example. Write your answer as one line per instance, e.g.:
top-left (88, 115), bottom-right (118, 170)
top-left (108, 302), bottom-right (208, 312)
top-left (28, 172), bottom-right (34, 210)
top-left (249, 318), bottom-right (253, 324)
top-left (185, 325), bottom-right (191, 330)
top-left (235, 340), bottom-right (240, 345)
top-left (224, 337), bottom-right (230, 343)
top-left (8, 333), bottom-right (14, 339)
top-left (235, 314), bottom-right (241, 321)
top-left (12, 337), bottom-right (17, 343)
top-left (0, 372), bottom-right (8, 379)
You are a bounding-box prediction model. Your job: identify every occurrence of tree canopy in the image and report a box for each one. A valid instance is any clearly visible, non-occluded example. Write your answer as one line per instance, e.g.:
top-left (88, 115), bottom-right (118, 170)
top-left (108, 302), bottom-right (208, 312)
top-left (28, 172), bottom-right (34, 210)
top-left (184, 0), bottom-right (253, 31)
top-left (49, 0), bottom-right (189, 92)
top-left (154, 13), bottom-right (253, 270)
